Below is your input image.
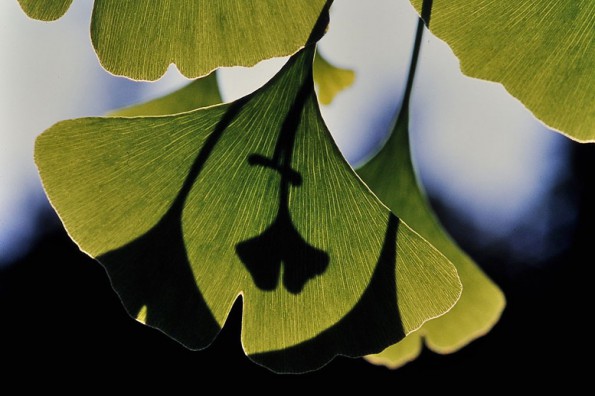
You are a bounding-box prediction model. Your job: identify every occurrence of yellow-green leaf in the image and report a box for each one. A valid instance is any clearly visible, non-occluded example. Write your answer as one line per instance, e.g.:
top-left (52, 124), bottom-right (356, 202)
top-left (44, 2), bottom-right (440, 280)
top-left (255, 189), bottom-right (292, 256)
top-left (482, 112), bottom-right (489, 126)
top-left (409, 0), bottom-right (595, 141)
top-left (18, 0), bottom-right (331, 80)
top-left (110, 73), bottom-right (222, 117)
top-left (17, 0), bottom-right (72, 21)
top-left (35, 46), bottom-right (461, 373)
top-left (364, 333), bottom-right (422, 369)
top-left (313, 51), bottom-right (355, 105)
top-left (359, 107), bottom-right (505, 369)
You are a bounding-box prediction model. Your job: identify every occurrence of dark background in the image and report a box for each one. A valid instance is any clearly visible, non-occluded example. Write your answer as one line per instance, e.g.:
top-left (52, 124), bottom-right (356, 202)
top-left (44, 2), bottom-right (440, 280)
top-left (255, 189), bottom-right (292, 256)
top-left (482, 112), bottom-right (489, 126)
top-left (0, 142), bottom-right (591, 388)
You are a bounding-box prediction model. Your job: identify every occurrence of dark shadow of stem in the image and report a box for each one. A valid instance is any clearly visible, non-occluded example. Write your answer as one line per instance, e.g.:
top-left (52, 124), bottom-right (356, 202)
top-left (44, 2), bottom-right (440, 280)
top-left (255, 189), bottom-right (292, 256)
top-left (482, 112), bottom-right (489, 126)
top-left (236, 72), bottom-right (329, 294)
top-left (250, 214), bottom-right (404, 373)
top-left (95, 0), bottom-right (345, 356)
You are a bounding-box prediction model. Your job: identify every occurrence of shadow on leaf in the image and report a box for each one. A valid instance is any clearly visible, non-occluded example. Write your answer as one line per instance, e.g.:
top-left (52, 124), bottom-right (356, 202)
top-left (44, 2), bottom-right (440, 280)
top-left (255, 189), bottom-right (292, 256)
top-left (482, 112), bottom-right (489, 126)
top-left (92, 1), bottom-right (357, 360)
top-left (250, 214), bottom-right (405, 373)
top-left (236, 74), bottom-right (329, 294)
top-left (97, 98), bottom-right (248, 349)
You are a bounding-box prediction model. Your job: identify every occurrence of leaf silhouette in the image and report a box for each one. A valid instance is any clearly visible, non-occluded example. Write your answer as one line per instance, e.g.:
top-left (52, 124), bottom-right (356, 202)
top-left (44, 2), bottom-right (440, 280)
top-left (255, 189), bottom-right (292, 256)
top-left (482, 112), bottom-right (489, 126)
top-left (409, 0), bottom-right (595, 141)
top-left (18, 0), bottom-right (331, 80)
top-left (35, 45), bottom-right (461, 372)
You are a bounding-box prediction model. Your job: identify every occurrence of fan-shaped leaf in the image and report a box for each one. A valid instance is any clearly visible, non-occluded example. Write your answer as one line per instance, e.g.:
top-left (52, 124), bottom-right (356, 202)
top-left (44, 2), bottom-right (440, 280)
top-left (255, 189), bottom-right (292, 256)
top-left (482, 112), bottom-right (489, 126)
top-left (36, 46), bottom-right (461, 372)
top-left (409, 0), bottom-right (595, 141)
top-left (359, 105), bottom-right (504, 369)
top-left (18, 0), bottom-right (331, 81)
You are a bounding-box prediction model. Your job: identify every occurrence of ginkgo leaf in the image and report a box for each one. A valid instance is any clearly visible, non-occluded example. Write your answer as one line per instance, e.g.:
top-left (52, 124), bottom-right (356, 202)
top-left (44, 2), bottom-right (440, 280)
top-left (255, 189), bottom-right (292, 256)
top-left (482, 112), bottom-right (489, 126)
top-left (18, 0), bottom-right (331, 81)
top-left (110, 72), bottom-right (222, 117)
top-left (359, 109), bottom-right (504, 368)
top-left (409, 0), bottom-right (595, 141)
top-left (17, 0), bottom-right (72, 21)
top-left (35, 45), bottom-right (462, 373)
top-left (360, 5), bottom-right (504, 368)
top-left (313, 51), bottom-right (355, 105)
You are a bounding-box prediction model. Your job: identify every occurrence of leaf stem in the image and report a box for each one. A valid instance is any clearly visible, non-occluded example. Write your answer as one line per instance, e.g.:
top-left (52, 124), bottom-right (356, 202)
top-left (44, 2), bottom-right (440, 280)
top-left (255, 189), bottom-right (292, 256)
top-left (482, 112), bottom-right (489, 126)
top-left (400, 0), bottom-right (433, 114)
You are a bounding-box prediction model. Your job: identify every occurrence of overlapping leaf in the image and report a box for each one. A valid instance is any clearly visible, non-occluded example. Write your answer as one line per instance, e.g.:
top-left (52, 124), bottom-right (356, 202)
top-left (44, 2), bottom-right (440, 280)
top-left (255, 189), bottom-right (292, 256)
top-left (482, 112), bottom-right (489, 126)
top-left (110, 73), bottom-right (222, 117)
top-left (359, 4), bottom-right (505, 367)
top-left (35, 46), bottom-right (461, 372)
top-left (359, 88), bottom-right (504, 371)
top-left (18, 0), bottom-right (330, 81)
top-left (409, 0), bottom-right (595, 141)
top-left (110, 53), bottom-right (353, 119)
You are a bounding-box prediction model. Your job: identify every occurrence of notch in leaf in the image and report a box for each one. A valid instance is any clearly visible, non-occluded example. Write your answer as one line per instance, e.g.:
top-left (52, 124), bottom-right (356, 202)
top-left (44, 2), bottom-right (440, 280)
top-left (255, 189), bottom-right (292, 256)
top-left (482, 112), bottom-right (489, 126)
top-left (35, 45), bottom-right (461, 372)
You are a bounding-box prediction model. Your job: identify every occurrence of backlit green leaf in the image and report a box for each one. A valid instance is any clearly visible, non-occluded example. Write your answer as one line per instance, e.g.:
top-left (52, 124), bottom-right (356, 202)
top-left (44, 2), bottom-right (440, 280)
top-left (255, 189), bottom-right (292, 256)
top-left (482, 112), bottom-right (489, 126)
top-left (18, 0), bottom-right (331, 81)
top-left (409, 0), bottom-right (595, 141)
top-left (313, 51), bottom-right (355, 105)
top-left (359, 105), bottom-right (505, 369)
top-left (35, 46), bottom-right (461, 373)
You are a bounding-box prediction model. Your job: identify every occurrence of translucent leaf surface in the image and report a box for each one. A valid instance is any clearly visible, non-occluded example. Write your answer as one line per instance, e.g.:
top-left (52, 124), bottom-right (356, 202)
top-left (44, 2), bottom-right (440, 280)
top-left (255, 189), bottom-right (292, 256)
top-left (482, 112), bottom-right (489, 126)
top-left (35, 46), bottom-right (461, 372)
top-left (360, 110), bottom-right (504, 367)
top-left (409, 0), bottom-right (595, 141)
top-left (360, 4), bottom-right (505, 368)
top-left (18, 0), bottom-right (331, 80)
